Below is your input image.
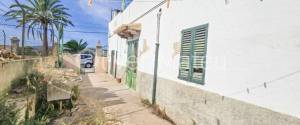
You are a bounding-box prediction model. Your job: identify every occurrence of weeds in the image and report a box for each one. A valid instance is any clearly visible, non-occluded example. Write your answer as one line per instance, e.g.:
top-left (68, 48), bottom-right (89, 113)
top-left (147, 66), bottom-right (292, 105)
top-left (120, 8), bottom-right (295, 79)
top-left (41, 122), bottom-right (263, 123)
top-left (71, 85), bottom-right (80, 102)
top-left (0, 95), bottom-right (20, 125)
top-left (141, 99), bottom-right (176, 125)
top-left (3, 69), bottom-right (80, 125)
top-left (152, 104), bottom-right (176, 125)
top-left (10, 76), bottom-right (27, 91)
top-left (141, 99), bottom-right (152, 107)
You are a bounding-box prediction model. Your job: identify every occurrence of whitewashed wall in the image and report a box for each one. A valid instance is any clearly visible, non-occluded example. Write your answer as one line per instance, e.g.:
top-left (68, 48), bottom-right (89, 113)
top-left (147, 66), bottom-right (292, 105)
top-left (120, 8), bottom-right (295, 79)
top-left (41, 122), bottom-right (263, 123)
top-left (108, 0), bottom-right (300, 118)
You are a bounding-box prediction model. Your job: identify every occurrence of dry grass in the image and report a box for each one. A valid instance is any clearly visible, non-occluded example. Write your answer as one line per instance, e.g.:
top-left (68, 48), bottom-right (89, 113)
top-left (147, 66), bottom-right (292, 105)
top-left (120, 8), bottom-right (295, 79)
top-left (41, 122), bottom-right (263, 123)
top-left (53, 93), bottom-right (121, 125)
top-left (140, 99), bottom-right (176, 125)
top-left (141, 99), bottom-right (152, 107)
top-left (152, 104), bottom-right (176, 125)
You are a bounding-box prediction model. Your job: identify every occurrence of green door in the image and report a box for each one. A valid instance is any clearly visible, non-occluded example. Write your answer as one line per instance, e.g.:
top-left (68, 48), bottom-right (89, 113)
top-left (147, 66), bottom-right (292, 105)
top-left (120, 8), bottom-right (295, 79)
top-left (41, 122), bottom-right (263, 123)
top-left (110, 50), bottom-right (115, 75)
top-left (126, 39), bottom-right (138, 90)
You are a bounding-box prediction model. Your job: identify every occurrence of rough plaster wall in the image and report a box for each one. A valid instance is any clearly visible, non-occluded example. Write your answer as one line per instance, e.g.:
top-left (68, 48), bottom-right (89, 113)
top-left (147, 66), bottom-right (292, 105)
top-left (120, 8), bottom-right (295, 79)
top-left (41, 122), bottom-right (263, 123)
top-left (95, 57), bottom-right (108, 73)
top-left (136, 70), bottom-right (153, 100)
top-left (138, 71), bottom-right (300, 125)
top-left (116, 65), bottom-right (127, 83)
top-left (0, 58), bottom-right (53, 93)
top-left (63, 54), bottom-right (80, 71)
top-left (0, 62), bottom-right (26, 91)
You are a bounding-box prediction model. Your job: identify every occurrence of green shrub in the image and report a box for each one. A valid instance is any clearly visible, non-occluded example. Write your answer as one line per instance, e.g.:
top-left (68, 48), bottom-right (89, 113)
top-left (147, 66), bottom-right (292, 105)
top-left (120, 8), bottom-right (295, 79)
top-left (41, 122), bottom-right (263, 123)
top-left (10, 76), bottom-right (27, 91)
top-left (24, 116), bottom-right (49, 125)
top-left (28, 71), bottom-right (45, 87)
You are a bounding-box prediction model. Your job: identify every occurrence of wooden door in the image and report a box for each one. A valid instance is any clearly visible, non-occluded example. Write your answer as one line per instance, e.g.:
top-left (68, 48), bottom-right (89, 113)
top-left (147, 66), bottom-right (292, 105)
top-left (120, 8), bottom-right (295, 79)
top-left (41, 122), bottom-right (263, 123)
top-left (126, 39), bottom-right (138, 90)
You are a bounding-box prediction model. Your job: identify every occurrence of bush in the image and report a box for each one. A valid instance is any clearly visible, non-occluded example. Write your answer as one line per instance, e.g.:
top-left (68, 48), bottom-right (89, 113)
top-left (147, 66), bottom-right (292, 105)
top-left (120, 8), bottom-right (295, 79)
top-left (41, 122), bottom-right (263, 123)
top-left (28, 71), bottom-right (45, 87)
top-left (10, 76), bottom-right (27, 91)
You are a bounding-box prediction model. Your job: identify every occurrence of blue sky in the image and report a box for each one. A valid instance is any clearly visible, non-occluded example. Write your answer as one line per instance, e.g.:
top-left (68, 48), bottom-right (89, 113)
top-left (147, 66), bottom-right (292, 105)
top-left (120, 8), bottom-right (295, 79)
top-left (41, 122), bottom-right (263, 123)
top-left (0, 0), bottom-right (132, 48)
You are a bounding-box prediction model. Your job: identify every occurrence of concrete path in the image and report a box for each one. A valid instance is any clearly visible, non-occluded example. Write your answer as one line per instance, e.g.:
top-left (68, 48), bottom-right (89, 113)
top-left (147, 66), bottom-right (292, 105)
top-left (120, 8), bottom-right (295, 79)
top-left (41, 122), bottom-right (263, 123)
top-left (85, 73), bottom-right (171, 125)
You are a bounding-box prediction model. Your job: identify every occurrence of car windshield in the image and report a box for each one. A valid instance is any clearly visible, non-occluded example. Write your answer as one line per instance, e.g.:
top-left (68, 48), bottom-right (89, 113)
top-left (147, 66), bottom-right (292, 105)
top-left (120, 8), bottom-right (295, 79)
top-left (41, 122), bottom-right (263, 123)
top-left (81, 55), bottom-right (91, 59)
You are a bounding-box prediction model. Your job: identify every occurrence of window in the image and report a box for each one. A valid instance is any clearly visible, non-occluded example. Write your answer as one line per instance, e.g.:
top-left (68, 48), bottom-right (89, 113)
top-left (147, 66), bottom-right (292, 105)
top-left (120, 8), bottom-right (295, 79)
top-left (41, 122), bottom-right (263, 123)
top-left (81, 55), bottom-right (85, 59)
top-left (178, 24), bottom-right (209, 85)
top-left (81, 55), bottom-right (92, 59)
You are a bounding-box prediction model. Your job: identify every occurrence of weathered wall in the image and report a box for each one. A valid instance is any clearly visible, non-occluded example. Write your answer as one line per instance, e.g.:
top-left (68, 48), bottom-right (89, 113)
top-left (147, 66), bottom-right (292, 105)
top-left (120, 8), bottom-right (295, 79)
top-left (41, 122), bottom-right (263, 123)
top-left (137, 71), bottom-right (300, 125)
top-left (0, 61), bottom-right (32, 92)
top-left (108, 0), bottom-right (300, 124)
top-left (63, 54), bottom-right (80, 71)
top-left (116, 65), bottom-right (127, 83)
top-left (0, 58), bottom-right (53, 93)
top-left (95, 57), bottom-right (108, 73)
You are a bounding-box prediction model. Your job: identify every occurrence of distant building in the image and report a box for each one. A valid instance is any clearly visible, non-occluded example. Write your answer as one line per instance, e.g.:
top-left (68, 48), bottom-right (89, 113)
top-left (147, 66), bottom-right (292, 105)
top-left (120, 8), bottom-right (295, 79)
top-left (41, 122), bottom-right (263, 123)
top-left (108, 0), bottom-right (300, 125)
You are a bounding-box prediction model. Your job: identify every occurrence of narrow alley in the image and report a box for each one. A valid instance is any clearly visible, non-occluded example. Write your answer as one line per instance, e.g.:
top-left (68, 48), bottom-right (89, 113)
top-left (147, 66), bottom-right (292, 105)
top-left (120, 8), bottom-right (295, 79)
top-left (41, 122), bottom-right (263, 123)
top-left (1, 0), bottom-right (300, 125)
top-left (86, 73), bottom-right (171, 125)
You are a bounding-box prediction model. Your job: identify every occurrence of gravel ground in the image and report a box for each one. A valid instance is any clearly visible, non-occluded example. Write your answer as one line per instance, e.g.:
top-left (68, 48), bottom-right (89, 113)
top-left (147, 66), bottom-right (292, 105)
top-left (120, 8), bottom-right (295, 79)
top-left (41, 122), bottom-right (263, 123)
top-left (50, 74), bottom-right (120, 125)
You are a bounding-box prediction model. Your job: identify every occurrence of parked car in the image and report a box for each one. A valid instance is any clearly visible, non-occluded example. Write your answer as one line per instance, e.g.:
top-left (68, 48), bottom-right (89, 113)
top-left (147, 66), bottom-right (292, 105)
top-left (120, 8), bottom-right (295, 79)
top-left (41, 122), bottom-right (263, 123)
top-left (80, 54), bottom-right (94, 68)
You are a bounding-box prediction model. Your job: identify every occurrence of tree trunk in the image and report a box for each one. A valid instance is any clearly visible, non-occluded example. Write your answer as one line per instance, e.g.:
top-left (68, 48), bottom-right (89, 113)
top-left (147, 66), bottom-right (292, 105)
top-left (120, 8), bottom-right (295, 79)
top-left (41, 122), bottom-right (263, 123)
top-left (21, 12), bottom-right (25, 57)
top-left (43, 24), bottom-right (48, 56)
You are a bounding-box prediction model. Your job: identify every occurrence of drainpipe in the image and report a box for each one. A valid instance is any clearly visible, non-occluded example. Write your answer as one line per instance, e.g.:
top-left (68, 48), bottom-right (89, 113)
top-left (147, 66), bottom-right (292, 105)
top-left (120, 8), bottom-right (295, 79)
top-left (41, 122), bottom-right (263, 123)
top-left (114, 50), bottom-right (118, 78)
top-left (152, 8), bottom-right (162, 105)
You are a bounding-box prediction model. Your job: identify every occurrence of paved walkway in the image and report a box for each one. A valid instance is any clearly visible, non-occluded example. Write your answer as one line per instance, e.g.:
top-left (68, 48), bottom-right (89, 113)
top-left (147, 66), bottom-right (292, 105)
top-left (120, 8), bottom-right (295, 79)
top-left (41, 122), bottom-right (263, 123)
top-left (84, 73), bottom-right (171, 125)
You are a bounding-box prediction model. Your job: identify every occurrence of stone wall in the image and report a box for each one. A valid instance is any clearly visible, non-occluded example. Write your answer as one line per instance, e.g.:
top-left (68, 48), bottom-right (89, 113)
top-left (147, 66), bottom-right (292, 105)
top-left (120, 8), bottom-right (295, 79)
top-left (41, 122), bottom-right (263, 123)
top-left (0, 58), bottom-right (53, 93)
top-left (0, 60), bottom-right (32, 92)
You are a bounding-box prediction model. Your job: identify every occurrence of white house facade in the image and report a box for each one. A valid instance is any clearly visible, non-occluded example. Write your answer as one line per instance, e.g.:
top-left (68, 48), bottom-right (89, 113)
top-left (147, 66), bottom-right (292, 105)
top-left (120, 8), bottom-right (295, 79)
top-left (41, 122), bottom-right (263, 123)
top-left (108, 0), bottom-right (300, 124)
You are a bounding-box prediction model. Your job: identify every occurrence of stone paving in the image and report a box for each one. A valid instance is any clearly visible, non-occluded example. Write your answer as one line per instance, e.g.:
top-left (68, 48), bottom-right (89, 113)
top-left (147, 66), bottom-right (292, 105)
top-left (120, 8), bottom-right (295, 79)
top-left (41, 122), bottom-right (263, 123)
top-left (84, 72), bottom-right (171, 125)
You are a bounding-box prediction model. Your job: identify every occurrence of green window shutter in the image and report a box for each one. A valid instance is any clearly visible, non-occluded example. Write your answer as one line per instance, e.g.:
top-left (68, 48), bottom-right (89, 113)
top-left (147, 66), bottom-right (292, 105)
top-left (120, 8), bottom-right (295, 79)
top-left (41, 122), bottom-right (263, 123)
top-left (191, 25), bottom-right (208, 84)
top-left (179, 30), bottom-right (193, 80)
top-left (178, 24), bottom-right (208, 85)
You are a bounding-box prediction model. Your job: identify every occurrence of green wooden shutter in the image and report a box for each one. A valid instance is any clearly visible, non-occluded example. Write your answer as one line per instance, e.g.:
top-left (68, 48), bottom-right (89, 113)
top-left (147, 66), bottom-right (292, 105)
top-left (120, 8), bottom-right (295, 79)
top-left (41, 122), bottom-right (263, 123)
top-left (178, 24), bottom-right (208, 85)
top-left (191, 24), bottom-right (208, 84)
top-left (179, 30), bottom-right (193, 80)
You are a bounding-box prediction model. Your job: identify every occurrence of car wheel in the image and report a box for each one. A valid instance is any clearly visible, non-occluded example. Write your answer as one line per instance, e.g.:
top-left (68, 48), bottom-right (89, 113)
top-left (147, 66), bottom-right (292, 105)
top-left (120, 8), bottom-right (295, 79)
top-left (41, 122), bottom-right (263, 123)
top-left (85, 63), bottom-right (92, 68)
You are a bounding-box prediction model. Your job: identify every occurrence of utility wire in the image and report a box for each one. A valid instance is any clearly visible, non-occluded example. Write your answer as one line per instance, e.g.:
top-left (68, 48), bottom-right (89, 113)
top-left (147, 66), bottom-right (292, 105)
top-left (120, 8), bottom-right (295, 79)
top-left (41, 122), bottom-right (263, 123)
top-left (227, 69), bottom-right (300, 96)
top-left (64, 30), bottom-right (107, 34)
top-left (0, 23), bottom-right (107, 34)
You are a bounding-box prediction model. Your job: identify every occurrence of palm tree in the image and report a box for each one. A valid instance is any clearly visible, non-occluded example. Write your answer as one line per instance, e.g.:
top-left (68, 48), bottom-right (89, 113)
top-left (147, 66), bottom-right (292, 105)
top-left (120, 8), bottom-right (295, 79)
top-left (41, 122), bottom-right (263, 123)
top-left (23, 0), bottom-right (73, 56)
top-left (4, 0), bottom-right (27, 57)
top-left (63, 39), bottom-right (88, 54)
